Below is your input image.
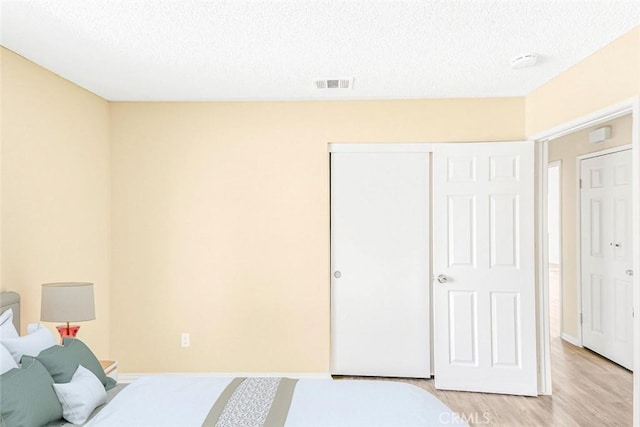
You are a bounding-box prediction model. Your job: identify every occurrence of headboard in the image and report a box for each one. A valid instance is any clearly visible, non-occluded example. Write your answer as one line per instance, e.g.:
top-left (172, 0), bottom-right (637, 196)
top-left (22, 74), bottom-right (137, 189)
top-left (0, 291), bottom-right (20, 332)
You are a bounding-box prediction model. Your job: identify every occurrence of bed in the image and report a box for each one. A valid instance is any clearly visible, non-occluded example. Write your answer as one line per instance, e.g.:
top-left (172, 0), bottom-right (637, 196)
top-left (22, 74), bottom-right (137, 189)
top-left (0, 292), bottom-right (467, 426)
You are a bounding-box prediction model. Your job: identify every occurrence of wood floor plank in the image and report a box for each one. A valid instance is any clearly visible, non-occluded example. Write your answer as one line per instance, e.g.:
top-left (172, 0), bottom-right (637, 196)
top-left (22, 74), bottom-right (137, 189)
top-left (340, 344), bottom-right (631, 427)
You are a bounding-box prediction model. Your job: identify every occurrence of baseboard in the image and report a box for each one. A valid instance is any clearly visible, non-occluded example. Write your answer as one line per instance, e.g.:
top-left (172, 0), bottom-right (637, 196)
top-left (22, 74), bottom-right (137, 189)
top-left (560, 333), bottom-right (582, 347)
top-left (118, 372), bottom-right (332, 383)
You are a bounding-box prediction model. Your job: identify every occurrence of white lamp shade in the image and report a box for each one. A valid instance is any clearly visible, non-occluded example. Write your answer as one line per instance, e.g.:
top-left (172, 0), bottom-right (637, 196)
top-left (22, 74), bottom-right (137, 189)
top-left (41, 282), bottom-right (95, 323)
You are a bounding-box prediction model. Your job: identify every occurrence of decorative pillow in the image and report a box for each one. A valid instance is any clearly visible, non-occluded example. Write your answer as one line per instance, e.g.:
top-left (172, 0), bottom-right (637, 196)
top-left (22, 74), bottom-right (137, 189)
top-left (0, 326), bottom-right (57, 363)
top-left (0, 356), bottom-right (63, 426)
top-left (0, 308), bottom-right (19, 339)
top-left (53, 365), bottom-right (107, 425)
top-left (0, 344), bottom-right (19, 374)
top-left (37, 337), bottom-right (109, 389)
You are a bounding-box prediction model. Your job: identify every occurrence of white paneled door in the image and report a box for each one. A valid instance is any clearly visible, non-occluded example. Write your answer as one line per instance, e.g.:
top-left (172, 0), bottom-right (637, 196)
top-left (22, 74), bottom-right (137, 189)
top-left (331, 150), bottom-right (430, 378)
top-left (580, 149), bottom-right (633, 370)
top-left (432, 142), bottom-right (537, 396)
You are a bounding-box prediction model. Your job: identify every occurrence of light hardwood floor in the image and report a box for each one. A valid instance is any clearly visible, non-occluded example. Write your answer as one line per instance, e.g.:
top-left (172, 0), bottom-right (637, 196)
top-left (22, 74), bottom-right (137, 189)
top-left (339, 266), bottom-right (633, 426)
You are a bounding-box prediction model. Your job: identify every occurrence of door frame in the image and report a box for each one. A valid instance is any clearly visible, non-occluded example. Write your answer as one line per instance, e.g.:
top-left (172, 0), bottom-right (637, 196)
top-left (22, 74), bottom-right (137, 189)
top-left (576, 145), bottom-right (632, 347)
top-left (547, 160), bottom-right (563, 339)
top-left (531, 97), bottom-right (640, 425)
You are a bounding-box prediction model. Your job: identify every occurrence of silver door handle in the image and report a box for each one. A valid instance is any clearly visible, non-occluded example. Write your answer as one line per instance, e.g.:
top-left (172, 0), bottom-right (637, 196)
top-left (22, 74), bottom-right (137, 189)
top-left (334, 271), bottom-right (342, 279)
top-left (625, 269), bottom-right (633, 277)
top-left (436, 274), bottom-right (448, 284)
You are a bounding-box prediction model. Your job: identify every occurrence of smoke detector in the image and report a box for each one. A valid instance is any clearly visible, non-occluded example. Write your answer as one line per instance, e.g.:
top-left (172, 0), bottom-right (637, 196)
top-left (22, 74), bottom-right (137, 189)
top-left (315, 78), bottom-right (354, 89)
top-left (511, 54), bottom-right (537, 70)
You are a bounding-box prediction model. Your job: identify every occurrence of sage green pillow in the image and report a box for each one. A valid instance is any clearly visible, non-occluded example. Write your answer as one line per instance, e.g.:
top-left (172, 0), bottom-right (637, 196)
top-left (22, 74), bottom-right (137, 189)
top-left (36, 338), bottom-right (109, 389)
top-left (0, 356), bottom-right (63, 427)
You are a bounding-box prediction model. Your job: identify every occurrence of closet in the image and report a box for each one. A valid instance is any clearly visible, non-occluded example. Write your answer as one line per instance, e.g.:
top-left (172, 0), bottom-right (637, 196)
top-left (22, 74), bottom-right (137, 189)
top-left (580, 148), bottom-right (634, 370)
top-left (330, 142), bottom-right (538, 396)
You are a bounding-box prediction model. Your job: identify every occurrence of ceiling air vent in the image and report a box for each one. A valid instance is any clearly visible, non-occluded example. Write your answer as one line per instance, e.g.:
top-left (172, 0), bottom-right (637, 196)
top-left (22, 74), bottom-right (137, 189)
top-left (315, 78), bottom-right (353, 90)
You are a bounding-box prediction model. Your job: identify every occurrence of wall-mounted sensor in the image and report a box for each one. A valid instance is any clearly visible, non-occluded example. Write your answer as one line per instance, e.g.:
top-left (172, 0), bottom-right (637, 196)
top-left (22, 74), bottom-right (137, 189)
top-left (511, 54), bottom-right (537, 69)
top-left (589, 126), bottom-right (612, 144)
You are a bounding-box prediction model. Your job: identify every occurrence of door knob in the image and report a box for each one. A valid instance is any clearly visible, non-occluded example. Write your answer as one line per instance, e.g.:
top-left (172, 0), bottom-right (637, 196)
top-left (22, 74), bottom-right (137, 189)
top-left (334, 271), bottom-right (342, 279)
top-left (436, 274), bottom-right (448, 284)
top-left (625, 270), bottom-right (633, 277)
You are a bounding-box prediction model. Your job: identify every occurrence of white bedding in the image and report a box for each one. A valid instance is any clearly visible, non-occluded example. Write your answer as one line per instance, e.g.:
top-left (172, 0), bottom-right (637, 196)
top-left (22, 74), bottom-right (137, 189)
top-left (85, 376), bottom-right (467, 427)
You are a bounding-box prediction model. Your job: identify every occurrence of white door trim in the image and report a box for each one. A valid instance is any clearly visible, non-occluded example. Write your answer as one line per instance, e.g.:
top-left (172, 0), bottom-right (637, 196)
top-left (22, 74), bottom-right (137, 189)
top-left (633, 100), bottom-right (640, 427)
top-left (576, 145), bottom-right (633, 349)
top-left (576, 144), bottom-right (634, 161)
top-left (547, 160), bottom-right (563, 339)
top-left (328, 143), bottom-right (434, 153)
top-left (530, 98), bottom-right (637, 143)
top-left (534, 140), bottom-right (552, 395)
top-left (530, 97), bottom-right (640, 426)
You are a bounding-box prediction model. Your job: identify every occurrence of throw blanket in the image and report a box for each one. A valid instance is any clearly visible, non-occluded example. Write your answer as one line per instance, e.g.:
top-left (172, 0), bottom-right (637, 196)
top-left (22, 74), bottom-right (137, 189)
top-left (202, 378), bottom-right (299, 427)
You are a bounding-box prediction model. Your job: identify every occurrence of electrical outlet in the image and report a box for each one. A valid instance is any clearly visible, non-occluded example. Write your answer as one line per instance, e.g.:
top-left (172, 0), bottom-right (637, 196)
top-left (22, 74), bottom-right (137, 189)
top-left (181, 333), bottom-right (190, 348)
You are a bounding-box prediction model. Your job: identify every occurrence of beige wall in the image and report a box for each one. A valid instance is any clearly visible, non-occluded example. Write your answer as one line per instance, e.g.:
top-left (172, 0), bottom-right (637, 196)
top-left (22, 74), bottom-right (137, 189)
top-left (526, 27), bottom-right (639, 342)
top-left (0, 48), bottom-right (111, 357)
top-left (548, 115), bottom-right (632, 339)
top-left (526, 27), bottom-right (640, 135)
top-left (110, 99), bottom-right (525, 372)
top-left (1, 24), bottom-right (639, 374)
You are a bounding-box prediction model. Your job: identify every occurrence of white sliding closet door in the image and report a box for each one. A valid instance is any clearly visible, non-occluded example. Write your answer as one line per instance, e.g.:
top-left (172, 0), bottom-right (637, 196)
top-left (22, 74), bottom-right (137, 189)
top-left (432, 142), bottom-right (537, 396)
top-left (331, 148), bottom-right (430, 378)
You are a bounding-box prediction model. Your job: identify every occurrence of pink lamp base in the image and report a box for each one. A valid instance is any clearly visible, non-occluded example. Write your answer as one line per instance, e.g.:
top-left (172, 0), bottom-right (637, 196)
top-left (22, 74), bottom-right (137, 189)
top-left (56, 325), bottom-right (81, 339)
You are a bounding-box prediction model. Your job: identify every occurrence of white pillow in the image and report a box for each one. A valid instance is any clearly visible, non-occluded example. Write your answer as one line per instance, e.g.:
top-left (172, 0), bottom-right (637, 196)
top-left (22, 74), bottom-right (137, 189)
top-left (53, 365), bottom-right (107, 425)
top-left (27, 322), bottom-right (45, 334)
top-left (0, 344), bottom-right (19, 374)
top-left (0, 308), bottom-right (19, 339)
top-left (0, 326), bottom-right (57, 363)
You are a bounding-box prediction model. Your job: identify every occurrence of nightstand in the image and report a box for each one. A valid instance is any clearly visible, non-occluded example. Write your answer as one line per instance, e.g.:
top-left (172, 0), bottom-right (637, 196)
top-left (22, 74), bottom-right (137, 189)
top-left (100, 360), bottom-right (118, 381)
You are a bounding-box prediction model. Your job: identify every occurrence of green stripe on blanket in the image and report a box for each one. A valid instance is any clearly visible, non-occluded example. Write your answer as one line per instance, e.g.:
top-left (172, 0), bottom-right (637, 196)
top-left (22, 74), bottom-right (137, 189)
top-left (201, 378), bottom-right (299, 427)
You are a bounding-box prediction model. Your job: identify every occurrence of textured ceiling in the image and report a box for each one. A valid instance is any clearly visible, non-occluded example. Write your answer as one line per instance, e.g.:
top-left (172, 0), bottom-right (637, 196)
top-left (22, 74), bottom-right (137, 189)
top-left (1, 1), bottom-right (639, 101)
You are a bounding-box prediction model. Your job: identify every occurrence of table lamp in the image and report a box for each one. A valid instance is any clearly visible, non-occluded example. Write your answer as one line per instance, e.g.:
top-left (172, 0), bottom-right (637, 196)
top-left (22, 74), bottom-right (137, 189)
top-left (41, 282), bottom-right (95, 339)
